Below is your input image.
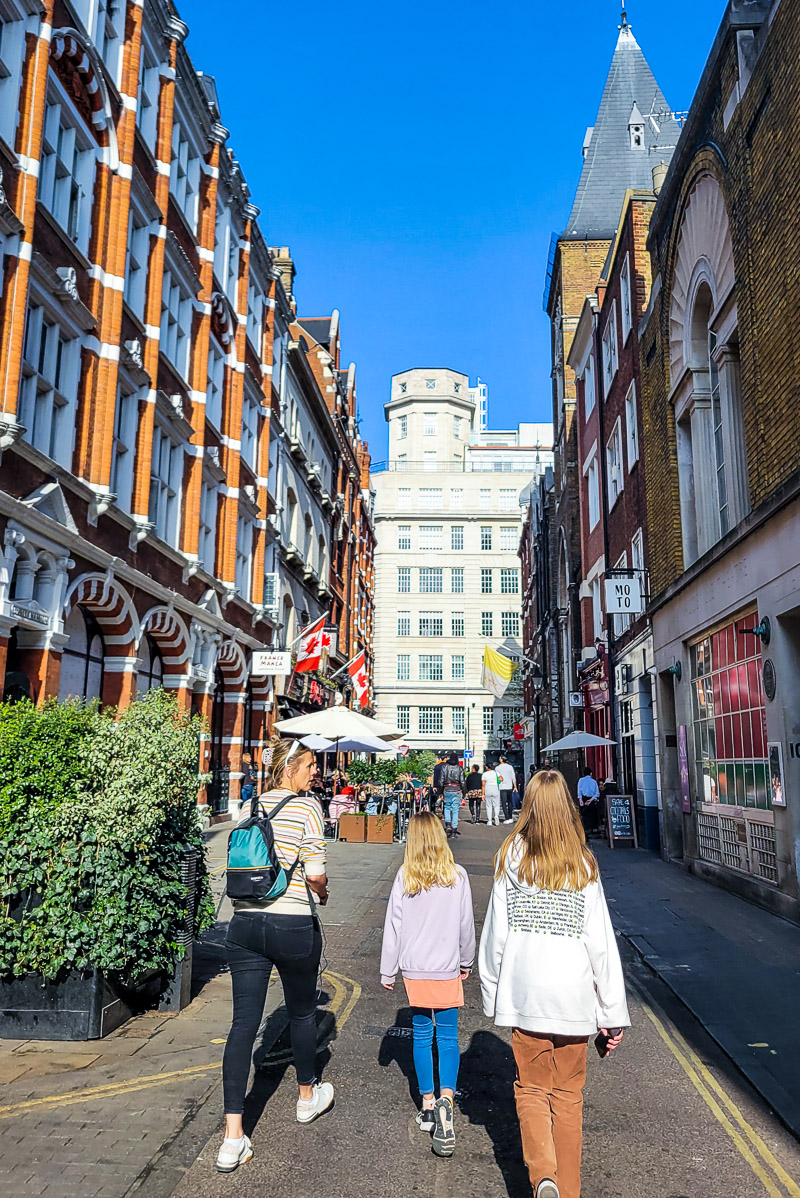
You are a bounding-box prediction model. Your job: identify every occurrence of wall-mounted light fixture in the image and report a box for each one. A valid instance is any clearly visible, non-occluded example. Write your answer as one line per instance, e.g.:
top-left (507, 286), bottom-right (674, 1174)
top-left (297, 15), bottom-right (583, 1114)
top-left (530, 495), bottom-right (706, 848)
top-left (739, 616), bottom-right (771, 646)
top-left (667, 660), bottom-right (682, 682)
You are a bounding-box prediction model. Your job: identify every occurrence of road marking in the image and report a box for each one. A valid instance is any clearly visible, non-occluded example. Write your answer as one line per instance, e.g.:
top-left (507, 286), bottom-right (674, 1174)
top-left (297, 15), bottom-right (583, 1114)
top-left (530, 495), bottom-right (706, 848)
top-left (631, 980), bottom-right (800, 1198)
top-left (0, 969), bottom-right (363, 1119)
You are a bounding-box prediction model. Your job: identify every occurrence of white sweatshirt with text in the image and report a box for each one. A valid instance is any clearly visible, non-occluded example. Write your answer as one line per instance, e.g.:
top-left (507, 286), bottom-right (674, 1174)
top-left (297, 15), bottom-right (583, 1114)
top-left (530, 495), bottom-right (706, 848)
top-left (479, 847), bottom-right (630, 1036)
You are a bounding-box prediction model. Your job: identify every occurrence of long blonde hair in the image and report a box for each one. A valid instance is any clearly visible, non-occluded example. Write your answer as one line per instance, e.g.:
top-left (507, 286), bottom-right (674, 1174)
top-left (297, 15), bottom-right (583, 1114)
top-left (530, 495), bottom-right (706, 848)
top-left (402, 811), bottom-right (458, 895)
top-left (495, 769), bottom-right (598, 891)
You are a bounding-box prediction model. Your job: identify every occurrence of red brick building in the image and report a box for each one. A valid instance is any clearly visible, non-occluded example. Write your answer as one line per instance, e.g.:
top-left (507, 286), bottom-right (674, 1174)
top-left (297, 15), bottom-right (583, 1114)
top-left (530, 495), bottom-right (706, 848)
top-left (0, 1), bottom-right (373, 813)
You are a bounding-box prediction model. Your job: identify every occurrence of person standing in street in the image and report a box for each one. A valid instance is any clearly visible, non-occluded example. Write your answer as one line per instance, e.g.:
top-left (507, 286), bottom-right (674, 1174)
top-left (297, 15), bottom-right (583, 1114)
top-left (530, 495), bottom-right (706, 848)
top-left (218, 738), bottom-right (333, 1174)
top-left (465, 764), bottom-right (483, 822)
top-left (482, 762), bottom-right (502, 826)
top-left (380, 812), bottom-right (475, 1158)
top-left (496, 754), bottom-right (517, 824)
top-left (479, 770), bottom-right (629, 1198)
top-left (441, 752), bottom-right (465, 836)
top-left (577, 767), bottom-right (601, 837)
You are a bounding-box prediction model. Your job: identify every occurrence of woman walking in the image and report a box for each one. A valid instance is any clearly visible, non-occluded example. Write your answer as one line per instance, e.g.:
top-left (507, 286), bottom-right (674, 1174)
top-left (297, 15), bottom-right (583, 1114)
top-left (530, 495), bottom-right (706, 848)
top-left (465, 764), bottom-right (483, 822)
top-left (217, 738), bottom-right (333, 1173)
top-left (380, 812), bottom-right (475, 1157)
top-left (479, 770), bottom-right (629, 1198)
top-left (482, 762), bottom-right (502, 826)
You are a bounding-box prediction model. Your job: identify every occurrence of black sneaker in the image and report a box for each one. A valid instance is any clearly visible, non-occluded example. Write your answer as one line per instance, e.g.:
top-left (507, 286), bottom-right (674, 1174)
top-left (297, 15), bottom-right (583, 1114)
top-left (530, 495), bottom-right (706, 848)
top-left (432, 1096), bottom-right (455, 1157)
top-left (415, 1108), bottom-right (435, 1134)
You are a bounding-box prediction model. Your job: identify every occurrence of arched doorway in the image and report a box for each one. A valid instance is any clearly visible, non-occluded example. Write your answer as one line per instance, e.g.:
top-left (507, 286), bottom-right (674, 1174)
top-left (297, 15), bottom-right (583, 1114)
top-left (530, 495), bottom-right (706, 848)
top-left (137, 634), bottom-right (164, 694)
top-left (59, 605), bottom-right (105, 701)
top-left (207, 667), bottom-right (229, 813)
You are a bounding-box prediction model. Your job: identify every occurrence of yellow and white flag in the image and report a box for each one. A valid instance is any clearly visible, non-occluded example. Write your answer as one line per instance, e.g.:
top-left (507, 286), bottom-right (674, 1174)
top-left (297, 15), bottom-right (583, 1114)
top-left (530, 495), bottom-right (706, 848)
top-left (481, 645), bottom-right (518, 698)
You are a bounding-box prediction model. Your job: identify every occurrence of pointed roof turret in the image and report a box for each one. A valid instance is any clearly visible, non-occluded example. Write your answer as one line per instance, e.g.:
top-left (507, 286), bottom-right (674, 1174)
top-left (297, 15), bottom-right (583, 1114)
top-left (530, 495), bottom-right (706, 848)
top-left (563, 18), bottom-right (682, 240)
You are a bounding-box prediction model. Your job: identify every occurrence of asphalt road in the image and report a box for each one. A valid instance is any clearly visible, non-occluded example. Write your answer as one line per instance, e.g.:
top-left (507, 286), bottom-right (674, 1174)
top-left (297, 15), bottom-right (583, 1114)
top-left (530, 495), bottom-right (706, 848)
top-left (168, 820), bottom-right (800, 1198)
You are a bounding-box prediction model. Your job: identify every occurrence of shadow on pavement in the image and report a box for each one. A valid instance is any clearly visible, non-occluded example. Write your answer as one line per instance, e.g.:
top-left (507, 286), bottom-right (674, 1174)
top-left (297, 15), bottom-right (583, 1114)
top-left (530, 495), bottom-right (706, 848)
top-left (458, 1030), bottom-right (530, 1198)
top-left (377, 1007), bottom-right (419, 1108)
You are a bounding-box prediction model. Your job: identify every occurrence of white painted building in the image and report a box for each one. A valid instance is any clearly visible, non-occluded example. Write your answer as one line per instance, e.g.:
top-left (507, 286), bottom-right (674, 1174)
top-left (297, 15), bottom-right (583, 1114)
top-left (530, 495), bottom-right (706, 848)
top-left (371, 367), bottom-right (552, 766)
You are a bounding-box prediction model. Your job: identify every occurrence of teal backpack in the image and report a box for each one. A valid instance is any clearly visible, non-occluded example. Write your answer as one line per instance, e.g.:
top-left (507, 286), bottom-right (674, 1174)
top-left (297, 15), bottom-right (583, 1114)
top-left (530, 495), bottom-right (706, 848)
top-left (226, 793), bottom-right (298, 902)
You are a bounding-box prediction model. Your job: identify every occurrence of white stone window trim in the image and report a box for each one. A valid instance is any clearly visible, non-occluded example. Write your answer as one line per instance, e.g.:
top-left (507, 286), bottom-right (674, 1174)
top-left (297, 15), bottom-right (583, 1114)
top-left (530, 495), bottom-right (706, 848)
top-left (19, 288), bottom-right (82, 469)
top-left (606, 417), bottom-right (624, 509)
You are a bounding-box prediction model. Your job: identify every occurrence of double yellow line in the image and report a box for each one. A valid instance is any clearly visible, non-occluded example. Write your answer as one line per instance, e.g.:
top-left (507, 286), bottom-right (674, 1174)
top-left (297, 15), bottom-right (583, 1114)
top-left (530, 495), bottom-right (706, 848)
top-left (633, 980), bottom-right (800, 1198)
top-left (0, 969), bottom-right (362, 1119)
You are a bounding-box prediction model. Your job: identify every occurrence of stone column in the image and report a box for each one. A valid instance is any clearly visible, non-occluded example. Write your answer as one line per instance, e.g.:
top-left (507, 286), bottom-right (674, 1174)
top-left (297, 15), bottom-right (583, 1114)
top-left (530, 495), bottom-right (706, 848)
top-left (714, 343), bottom-right (750, 526)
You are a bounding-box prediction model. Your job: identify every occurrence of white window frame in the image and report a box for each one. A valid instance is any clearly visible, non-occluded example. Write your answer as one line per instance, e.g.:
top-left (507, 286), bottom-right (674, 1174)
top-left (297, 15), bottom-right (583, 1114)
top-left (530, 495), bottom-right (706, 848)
top-left (397, 705), bottom-right (411, 731)
top-left (206, 336), bottom-right (225, 430)
top-left (419, 612), bottom-right (443, 637)
top-left (0, 8), bottom-right (26, 147)
top-left (621, 253), bottom-right (632, 343)
top-left (451, 611), bottom-right (465, 636)
top-left (451, 567), bottom-right (464, 594)
top-left (397, 654), bottom-right (410, 681)
top-left (397, 611), bottom-right (411, 636)
top-left (419, 488), bottom-right (442, 510)
top-left (419, 567), bottom-right (443, 594)
top-left (453, 415), bottom-right (462, 440)
top-left (398, 414), bottom-right (408, 439)
top-left (625, 381), bottom-right (639, 469)
top-left (423, 450), bottom-right (437, 472)
top-left (136, 31), bottom-right (161, 154)
top-left (148, 412), bottom-right (183, 544)
top-left (160, 258), bottom-right (194, 381)
top-left (246, 263), bottom-right (267, 356)
top-left (397, 567), bottom-right (411, 593)
top-left (397, 525), bottom-right (411, 550)
top-left (419, 707), bottom-right (443, 735)
top-left (170, 111), bottom-right (201, 234)
top-left (241, 382), bottom-right (260, 472)
top-left (19, 298), bottom-right (81, 467)
top-left (483, 706), bottom-right (494, 734)
top-left (501, 611), bottom-right (520, 637)
top-left (481, 611), bottom-right (493, 637)
top-left (499, 488), bottom-right (517, 512)
top-left (451, 525), bottom-right (464, 551)
top-left (451, 657), bottom-right (465, 682)
top-left (39, 76), bottom-right (96, 254)
top-left (584, 353), bottom-right (596, 419)
top-left (124, 193), bottom-right (151, 321)
top-left (419, 654), bottom-right (443, 682)
top-left (583, 443), bottom-right (600, 530)
top-left (419, 525), bottom-right (443, 551)
top-left (449, 488), bottom-right (464, 510)
top-left (110, 380), bottom-right (139, 513)
top-left (499, 525), bottom-right (517, 551)
top-left (481, 568), bottom-right (493, 594)
top-left (631, 527), bottom-right (644, 575)
top-left (480, 526), bottom-right (492, 551)
top-left (500, 568), bottom-right (519, 595)
top-left (398, 487), bottom-right (411, 510)
top-left (423, 412), bottom-right (437, 436)
top-left (199, 473), bottom-right (218, 575)
top-left (479, 488), bottom-right (491, 511)
top-left (452, 705), bottom-right (465, 733)
top-left (602, 301), bottom-right (619, 390)
top-left (235, 509), bottom-right (254, 602)
top-left (606, 418), bottom-right (624, 508)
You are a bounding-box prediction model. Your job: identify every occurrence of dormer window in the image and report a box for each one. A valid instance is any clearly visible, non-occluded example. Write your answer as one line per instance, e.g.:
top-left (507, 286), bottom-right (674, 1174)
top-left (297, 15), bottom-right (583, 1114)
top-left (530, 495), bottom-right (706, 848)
top-left (628, 102), bottom-right (646, 151)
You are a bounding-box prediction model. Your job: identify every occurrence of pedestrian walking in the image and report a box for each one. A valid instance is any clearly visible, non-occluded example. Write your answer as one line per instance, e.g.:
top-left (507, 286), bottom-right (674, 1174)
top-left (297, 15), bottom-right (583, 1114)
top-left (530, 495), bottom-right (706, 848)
top-left (217, 737), bottom-right (333, 1174)
top-left (577, 767), bottom-right (601, 836)
top-left (380, 812), bottom-right (475, 1158)
top-left (478, 769), bottom-right (629, 1198)
top-left (440, 752), bottom-right (465, 836)
top-left (465, 764), bottom-right (483, 822)
top-left (496, 754), bottom-right (517, 824)
top-left (482, 763), bottom-right (502, 826)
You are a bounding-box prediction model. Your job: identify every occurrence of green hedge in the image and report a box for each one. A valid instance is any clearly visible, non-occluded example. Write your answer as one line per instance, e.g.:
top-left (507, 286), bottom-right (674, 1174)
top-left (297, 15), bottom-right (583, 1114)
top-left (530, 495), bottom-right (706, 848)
top-left (0, 690), bottom-right (214, 984)
top-left (346, 750), bottom-right (438, 788)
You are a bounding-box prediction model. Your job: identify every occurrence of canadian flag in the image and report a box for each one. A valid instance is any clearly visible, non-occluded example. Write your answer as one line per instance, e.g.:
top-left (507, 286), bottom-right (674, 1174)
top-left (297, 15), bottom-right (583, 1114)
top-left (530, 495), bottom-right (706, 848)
top-left (348, 650), bottom-right (370, 709)
top-left (295, 614), bottom-right (327, 674)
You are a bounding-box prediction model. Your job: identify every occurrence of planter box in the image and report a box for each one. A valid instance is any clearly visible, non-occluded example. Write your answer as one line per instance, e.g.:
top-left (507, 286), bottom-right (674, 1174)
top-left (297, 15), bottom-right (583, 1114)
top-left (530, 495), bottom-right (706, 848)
top-left (0, 969), bottom-right (135, 1041)
top-left (366, 814), bottom-right (394, 844)
top-left (337, 813), bottom-right (366, 842)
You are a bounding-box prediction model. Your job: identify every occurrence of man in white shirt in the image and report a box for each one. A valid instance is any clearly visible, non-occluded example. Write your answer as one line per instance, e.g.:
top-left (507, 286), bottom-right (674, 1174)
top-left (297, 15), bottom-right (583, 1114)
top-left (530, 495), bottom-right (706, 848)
top-left (577, 766), bottom-right (601, 835)
top-left (496, 755), bottom-right (517, 824)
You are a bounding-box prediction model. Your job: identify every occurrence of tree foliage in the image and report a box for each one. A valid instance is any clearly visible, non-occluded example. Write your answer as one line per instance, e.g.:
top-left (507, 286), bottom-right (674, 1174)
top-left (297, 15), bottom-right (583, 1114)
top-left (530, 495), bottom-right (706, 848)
top-left (0, 691), bottom-right (213, 984)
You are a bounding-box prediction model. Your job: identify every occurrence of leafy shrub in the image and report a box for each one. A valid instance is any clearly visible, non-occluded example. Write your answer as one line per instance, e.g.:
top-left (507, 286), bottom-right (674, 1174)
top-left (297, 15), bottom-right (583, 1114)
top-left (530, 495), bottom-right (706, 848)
top-left (0, 691), bottom-right (213, 984)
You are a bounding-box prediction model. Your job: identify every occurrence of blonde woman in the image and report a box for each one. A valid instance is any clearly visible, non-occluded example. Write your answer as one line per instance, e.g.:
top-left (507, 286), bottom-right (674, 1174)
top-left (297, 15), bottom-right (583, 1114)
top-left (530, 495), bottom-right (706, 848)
top-left (479, 770), bottom-right (629, 1198)
top-left (380, 812), bottom-right (475, 1158)
top-left (217, 738), bottom-right (332, 1174)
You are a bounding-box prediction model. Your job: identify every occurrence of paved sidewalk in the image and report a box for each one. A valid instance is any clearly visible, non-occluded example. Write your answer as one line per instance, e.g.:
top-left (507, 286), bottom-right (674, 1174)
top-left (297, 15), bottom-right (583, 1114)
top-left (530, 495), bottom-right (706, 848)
top-left (0, 825), bottom-right (402, 1198)
top-left (597, 841), bottom-right (800, 1137)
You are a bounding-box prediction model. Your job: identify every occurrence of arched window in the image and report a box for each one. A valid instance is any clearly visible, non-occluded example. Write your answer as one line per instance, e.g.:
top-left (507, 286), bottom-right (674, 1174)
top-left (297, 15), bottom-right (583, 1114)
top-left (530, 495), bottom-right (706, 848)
top-left (283, 595), bottom-right (295, 644)
top-left (286, 488), bottom-right (298, 549)
top-left (59, 605), bottom-right (104, 701)
top-left (304, 514), bottom-right (313, 567)
top-left (137, 634), bottom-right (164, 694)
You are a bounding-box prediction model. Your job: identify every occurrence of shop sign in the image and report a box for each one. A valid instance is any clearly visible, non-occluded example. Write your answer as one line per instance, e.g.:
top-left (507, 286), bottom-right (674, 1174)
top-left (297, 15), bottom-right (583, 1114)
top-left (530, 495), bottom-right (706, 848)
top-left (678, 725), bottom-right (691, 813)
top-left (251, 650), bottom-right (291, 676)
top-left (768, 742), bottom-right (786, 807)
top-left (606, 794), bottom-right (638, 848)
top-left (308, 679), bottom-right (328, 706)
top-left (569, 691), bottom-right (583, 707)
top-left (605, 574), bottom-right (643, 615)
top-left (513, 723), bottom-right (525, 740)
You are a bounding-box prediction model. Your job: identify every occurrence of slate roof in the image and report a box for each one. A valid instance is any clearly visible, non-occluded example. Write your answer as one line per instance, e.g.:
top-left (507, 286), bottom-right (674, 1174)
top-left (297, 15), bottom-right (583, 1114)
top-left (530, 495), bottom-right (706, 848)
top-left (563, 24), bottom-right (682, 241)
top-left (298, 317), bottom-right (333, 348)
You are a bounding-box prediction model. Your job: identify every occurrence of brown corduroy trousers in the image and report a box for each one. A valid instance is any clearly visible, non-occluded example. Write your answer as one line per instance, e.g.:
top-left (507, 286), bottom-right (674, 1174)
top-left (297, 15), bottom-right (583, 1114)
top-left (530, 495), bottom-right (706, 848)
top-left (512, 1029), bottom-right (590, 1198)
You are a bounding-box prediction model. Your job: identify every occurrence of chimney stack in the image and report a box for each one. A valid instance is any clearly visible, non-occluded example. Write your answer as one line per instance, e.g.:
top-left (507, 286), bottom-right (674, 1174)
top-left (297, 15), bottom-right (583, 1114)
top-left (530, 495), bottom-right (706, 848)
top-left (270, 246), bottom-right (296, 313)
top-left (652, 161), bottom-right (668, 195)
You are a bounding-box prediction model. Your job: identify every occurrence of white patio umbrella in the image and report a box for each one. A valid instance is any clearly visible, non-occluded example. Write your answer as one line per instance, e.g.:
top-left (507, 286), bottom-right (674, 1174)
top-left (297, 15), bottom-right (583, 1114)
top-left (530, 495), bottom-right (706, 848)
top-left (274, 706), bottom-right (402, 742)
top-left (542, 731), bottom-right (616, 752)
top-left (301, 732), bottom-right (394, 755)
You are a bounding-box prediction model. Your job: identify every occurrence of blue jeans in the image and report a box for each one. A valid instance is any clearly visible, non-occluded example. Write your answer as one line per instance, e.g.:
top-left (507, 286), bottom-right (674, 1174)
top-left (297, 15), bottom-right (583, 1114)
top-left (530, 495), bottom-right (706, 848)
top-left (443, 789), bottom-right (461, 829)
top-left (412, 1007), bottom-right (460, 1095)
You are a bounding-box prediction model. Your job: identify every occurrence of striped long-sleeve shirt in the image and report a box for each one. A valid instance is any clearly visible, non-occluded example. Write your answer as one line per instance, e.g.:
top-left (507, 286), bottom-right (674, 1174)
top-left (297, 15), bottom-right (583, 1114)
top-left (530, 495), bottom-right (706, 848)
top-left (233, 788), bottom-right (326, 916)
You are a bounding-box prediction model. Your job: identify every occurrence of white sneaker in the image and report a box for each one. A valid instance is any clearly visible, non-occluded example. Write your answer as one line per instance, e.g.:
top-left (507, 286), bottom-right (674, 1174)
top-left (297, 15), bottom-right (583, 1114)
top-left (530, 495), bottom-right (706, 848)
top-left (215, 1134), bottom-right (253, 1172)
top-left (536, 1181), bottom-right (560, 1198)
top-left (503, 818), bottom-right (514, 824)
top-left (296, 1081), bottom-right (335, 1124)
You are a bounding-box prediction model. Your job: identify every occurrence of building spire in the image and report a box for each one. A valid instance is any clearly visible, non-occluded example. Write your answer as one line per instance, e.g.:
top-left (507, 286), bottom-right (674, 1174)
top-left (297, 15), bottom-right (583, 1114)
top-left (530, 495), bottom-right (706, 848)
top-left (619, 8), bottom-right (630, 32)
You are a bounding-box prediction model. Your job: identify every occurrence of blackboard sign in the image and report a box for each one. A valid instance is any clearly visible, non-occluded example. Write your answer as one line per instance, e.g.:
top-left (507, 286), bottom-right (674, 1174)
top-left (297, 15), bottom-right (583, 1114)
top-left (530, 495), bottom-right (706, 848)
top-left (606, 794), bottom-right (638, 848)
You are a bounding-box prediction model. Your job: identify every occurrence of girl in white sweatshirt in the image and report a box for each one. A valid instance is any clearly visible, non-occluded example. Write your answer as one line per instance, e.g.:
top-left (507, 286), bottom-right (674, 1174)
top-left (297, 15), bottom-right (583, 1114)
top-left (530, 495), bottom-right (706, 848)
top-left (479, 769), bottom-right (629, 1198)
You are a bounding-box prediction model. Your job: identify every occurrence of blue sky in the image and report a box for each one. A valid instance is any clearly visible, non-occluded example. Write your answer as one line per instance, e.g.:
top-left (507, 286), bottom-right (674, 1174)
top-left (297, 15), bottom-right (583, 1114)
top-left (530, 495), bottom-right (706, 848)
top-left (186, 1), bottom-right (724, 457)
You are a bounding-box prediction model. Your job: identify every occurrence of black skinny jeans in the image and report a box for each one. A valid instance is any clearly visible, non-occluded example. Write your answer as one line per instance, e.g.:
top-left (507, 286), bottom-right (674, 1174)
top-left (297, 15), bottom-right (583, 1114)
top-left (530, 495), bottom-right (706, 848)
top-left (500, 790), bottom-right (514, 821)
top-left (223, 911), bottom-right (322, 1114)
